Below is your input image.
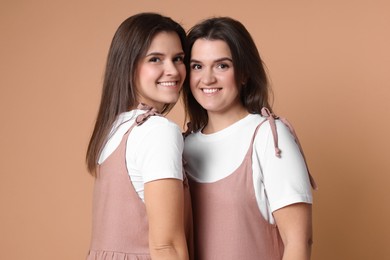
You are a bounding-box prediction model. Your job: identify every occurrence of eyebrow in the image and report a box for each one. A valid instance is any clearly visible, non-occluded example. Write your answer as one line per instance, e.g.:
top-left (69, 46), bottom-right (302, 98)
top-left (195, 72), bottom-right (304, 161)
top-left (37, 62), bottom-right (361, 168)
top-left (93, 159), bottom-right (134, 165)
top-left (190, 57), bottom-right (233, 63)
top-left (146, 51), bottom-right (185, 57)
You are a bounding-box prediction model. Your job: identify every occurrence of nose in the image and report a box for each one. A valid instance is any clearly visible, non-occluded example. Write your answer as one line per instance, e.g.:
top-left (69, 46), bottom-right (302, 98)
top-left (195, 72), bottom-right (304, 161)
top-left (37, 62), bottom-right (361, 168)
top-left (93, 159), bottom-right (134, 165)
top-left (165, 60), bottom-right (179, 76)
top-left (201, 68), bottom-right (216, 85)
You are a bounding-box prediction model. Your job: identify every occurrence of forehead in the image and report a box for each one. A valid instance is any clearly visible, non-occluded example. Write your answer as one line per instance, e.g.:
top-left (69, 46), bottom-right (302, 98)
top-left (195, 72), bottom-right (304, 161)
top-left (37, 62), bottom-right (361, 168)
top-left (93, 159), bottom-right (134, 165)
top-left (191, 39), bottom-right (232, 60)
top-left (146, 31), bottom-right (183, 53)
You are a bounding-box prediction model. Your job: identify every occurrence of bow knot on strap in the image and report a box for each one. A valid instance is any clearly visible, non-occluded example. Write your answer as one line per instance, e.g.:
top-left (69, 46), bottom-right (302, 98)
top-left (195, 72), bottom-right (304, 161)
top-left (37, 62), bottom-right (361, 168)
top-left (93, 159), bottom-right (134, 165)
top-left (261, 107), bottom-right (282, 157)
top-left (261, 107), bottom-right (317, 190)
top-left (135, 103), bottom-right (161, 126)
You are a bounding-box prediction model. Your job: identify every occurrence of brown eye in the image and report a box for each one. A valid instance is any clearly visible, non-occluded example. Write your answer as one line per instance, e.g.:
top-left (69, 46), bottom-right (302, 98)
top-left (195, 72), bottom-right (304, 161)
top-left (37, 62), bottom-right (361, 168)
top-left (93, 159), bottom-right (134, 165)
top-left (191, 64), bottom-right (202, 70)
top-left (174, 55), bottom-right (184, 63)
top-left (217, 63), bottom-right (229, 69)
top-left (149, 57), bottom-right (161, 62)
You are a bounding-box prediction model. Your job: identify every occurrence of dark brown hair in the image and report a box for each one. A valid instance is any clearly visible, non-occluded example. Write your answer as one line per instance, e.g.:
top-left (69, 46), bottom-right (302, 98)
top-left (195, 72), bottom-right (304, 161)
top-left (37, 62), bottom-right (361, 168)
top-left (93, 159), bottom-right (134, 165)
top-left (183, 17), bottom-right (272, 132)
top-left (86, 13), bottom-right (187, 174)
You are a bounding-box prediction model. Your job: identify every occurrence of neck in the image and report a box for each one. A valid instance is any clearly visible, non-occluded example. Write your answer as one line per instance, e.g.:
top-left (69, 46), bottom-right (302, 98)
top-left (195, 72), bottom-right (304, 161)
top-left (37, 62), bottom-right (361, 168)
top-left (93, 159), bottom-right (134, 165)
top-left (130, 102), bottom-right (166, 114)
top-left (203, 107), bottom-right (249, 134)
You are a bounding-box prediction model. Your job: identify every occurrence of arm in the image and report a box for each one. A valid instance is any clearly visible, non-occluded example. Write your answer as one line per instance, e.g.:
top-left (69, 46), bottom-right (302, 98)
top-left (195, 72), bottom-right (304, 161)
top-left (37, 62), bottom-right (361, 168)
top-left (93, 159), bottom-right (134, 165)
top-left (273, 203), bottom-right (313, 260)
top-left (144, 178), bottom-right (189, 260)
top-left (256, 118), bottom-right (314, 259)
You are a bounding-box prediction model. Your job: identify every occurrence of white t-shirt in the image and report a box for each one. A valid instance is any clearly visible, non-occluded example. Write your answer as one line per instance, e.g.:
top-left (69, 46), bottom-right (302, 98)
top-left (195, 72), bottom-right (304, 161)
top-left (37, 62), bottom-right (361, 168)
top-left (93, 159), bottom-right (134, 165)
top-left (98, 109), bottom-right (184, 201)
top-left (183, 113), bottom-right (312, 224)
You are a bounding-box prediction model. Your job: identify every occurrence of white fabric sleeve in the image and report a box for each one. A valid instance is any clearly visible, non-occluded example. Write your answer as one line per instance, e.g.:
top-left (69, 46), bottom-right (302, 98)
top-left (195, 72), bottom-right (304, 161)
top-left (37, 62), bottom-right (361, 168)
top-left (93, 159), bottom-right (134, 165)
top-left (135, 121), bottom-right (184, 184)
top-left (258, 120), bottom-right (313, 213)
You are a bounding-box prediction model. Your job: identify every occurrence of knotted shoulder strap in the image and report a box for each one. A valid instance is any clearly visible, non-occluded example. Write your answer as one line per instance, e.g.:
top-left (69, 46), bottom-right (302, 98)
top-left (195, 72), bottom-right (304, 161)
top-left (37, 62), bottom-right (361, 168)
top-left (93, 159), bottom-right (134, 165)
top-left (135, 103), bottom-right (162, 126)
top-left (261, 107), bottom-right (318, 190)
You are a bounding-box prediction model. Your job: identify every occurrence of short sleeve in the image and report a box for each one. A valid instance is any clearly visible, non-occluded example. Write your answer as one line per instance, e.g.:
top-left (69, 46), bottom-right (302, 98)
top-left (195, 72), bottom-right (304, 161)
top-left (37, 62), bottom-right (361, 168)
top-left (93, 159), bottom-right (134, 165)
top-left (134, 120), bottom-right (184, 183)
top-left (257, 120), bottom-right (313, 212)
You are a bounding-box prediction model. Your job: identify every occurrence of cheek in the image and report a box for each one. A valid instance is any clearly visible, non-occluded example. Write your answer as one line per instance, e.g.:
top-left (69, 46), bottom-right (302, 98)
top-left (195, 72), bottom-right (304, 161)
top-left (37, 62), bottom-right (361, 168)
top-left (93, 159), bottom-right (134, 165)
top-left (137, 66), bottom-right (154, 81)
top-left (189, 80), bottom-right (197, 94)
top-left (189, 77), bottom-right (199, 95)
top-left (178, 64), bottom-right (186, 78)
top-left (225, 72), bottom-right (236, 85)
top-left (189, 73), bottom-right (199, 88)
top-left (223, 74), bottom-right (238, 91)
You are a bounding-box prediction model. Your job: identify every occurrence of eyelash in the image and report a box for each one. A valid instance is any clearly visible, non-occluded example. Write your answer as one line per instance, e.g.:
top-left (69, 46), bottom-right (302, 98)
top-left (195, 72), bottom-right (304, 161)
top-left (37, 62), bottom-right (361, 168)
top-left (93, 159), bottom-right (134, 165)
top-left (148, 56), bottom-right (184, 63)
top-left (173, 56), bottom-right (184, 62)
top-left (191, 64), bottom-right (202, 70)
top-left (217, 63), bottom-right (229, 69)
top-left (148, 57), bottom-right (161, 62)
top-left (190, 63), bottom-right (230, 70)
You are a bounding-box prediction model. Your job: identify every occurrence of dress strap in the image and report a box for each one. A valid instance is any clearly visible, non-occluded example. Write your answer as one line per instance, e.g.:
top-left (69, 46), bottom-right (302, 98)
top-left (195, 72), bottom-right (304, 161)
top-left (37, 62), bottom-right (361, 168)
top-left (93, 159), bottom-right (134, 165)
top-left (117, 103), bottom-right (162, 138)
top-left (135, 103), bottom-right (161, 126)
top-left (260, 108), bottom-right (282, 158)
top-left (260, 107), bottom-right (318, 190)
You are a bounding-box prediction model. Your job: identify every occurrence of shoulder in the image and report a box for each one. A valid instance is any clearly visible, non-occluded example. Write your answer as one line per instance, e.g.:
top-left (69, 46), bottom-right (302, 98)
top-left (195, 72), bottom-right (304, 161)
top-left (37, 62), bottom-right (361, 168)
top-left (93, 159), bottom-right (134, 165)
top-left (253, 113), bottom-right (306, 163)
top-left (139, 116), bottom-right (182, 137)
top-left (131, 116), bottom-right (183, 150)
top-left (256, 116), bottom-right (295, 142)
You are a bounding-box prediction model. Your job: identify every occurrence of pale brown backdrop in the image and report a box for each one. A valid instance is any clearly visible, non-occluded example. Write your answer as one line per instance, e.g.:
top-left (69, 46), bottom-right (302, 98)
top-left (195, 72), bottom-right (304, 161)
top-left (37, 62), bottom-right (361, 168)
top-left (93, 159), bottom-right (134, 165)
top-left (1, 0), bottom-right (389, 259)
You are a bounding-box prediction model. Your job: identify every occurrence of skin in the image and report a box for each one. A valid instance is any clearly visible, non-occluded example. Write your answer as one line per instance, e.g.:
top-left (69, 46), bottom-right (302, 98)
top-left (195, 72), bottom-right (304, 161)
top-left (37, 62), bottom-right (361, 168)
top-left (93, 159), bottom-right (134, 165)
top-left (273, 203), bottom-right (313, 260)
top-left (138, 31), bottom-right (188, 260)
top-left (145, 180), bottom-right (189, 260)
top-left (135, 31), bottom-right (186, 112)
top-left (190, 39), bottom-right (248, 134)
top-left (190, 39), bottom-right (312, 259)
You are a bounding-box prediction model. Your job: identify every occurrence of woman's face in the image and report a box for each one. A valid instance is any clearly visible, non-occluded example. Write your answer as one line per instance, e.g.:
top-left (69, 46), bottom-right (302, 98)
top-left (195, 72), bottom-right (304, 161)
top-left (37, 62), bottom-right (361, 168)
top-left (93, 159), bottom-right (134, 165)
top-left (135, 31), bottom-right (185, 112)
top-left (189, 39), bottom-right (242, 116)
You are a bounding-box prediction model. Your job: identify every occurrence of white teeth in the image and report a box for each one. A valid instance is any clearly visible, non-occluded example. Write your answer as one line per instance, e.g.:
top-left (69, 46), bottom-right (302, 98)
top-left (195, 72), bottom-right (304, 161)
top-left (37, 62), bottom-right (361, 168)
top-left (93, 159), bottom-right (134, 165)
top-left (202, 88), bottom-right (220, 94)
top-left (159, 81), bottom-right (177, 86)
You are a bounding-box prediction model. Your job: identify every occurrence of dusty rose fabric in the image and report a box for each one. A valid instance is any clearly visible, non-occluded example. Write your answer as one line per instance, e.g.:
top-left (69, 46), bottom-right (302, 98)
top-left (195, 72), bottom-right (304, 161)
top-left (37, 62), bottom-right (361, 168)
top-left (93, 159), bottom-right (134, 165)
top-left (188, 120), bottom-right (284, 260)
top-left (87, 111), bottom-right (193, 260)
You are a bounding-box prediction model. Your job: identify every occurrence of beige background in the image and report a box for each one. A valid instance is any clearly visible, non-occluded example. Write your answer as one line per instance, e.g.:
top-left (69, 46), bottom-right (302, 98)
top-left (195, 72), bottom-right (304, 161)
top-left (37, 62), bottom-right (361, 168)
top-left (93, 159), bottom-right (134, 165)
top-left (1, 0), bottom-right (389, 259)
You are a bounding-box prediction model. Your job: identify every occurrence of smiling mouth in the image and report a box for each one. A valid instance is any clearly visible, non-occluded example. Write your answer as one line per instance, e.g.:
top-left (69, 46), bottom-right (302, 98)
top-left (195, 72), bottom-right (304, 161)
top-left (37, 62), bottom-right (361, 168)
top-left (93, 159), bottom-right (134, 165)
top-left (201, 88), bottom-right (221, 94)
top-left (158, 81), bottom-right (178, 87)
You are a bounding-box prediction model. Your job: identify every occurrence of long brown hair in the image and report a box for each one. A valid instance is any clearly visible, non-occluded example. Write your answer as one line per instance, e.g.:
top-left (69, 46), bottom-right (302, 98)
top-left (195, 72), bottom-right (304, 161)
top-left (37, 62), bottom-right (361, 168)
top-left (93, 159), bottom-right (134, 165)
top-left (86, 13), bottom-right (187, 174)
top-left (183, 17), bottom-right (273, 132)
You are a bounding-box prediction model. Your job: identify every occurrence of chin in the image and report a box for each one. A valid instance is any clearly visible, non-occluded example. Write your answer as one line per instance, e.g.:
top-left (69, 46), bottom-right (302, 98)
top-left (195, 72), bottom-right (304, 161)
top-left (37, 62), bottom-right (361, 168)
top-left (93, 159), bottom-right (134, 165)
top-left (198, 103), bottom-right (218, 111)
top-left (164, 96), bottom-right (180, 104)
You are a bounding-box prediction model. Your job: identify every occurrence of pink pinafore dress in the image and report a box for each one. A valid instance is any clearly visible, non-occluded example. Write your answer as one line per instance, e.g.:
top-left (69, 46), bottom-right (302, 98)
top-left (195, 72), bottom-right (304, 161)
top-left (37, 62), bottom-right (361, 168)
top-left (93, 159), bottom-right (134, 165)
top-left (87, 106), bottom-right (193, 260)
top-left (188, 109), bottom-right (316, 260)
